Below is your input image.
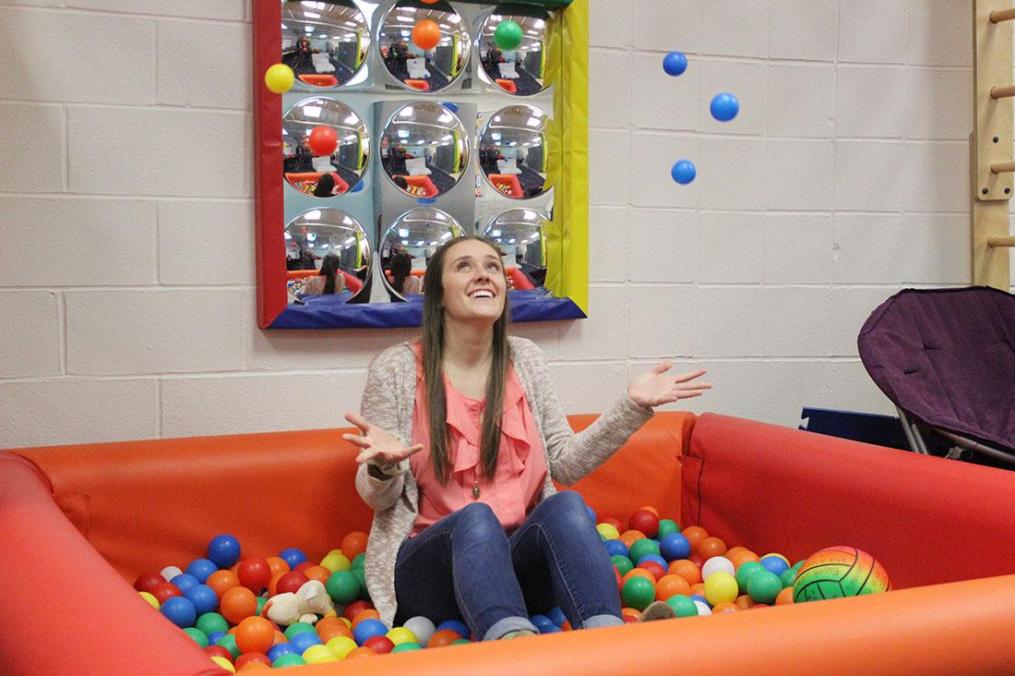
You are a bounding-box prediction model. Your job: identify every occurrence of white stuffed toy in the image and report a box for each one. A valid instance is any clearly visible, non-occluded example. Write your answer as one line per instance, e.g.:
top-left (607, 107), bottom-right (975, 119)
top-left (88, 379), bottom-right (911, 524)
top-left (262, 580), bottom-right (335, 626)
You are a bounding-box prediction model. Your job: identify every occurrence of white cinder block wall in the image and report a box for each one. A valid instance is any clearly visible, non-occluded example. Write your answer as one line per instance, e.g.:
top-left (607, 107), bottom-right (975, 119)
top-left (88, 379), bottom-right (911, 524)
top-left (0, 0), bottom-right (1007, 448)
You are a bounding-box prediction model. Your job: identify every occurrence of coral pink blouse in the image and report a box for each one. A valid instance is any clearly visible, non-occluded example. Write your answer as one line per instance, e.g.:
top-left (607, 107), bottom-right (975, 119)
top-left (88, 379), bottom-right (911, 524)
top-left (408, 342), bottom-right (548, 536)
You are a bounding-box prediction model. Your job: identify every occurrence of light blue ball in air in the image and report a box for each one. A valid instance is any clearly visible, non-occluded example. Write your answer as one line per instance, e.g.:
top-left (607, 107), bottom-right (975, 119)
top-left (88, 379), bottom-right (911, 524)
top-left (709, 92), bottom-right (740, 122)
top-left (662, 51), bottom-right (688, 76)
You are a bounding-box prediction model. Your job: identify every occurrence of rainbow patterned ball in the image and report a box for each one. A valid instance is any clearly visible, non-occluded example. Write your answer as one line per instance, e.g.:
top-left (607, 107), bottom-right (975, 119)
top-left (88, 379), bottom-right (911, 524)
top-left (792, 546), bottom-right (890, 603)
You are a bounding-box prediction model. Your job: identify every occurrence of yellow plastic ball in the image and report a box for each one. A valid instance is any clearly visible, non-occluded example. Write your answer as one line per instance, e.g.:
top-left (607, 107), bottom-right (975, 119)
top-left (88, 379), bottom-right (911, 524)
top-left (386, 627), bottom-right (418, 646)
top-left (264, 63), bottom-right (295, 94)
top-left (703, 571), bottom-right (739, 606)
top-left (138, 591), bottom-right (160, 610)
top-left (596, 523), bottom-right (620, 541)
top-left (303, 644), bottom-right (339, 664)
top-left (321, 552), bottom-right (351, 573)
top-left (326, 635), bottom-right (358, 659)
top-left (209, 655), bottom-right (236, 673)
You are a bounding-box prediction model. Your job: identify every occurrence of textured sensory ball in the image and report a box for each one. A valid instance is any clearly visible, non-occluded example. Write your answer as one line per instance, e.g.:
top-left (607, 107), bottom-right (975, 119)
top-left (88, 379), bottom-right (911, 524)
top-left (793, 546), bottom-right (890, 603)
top-left (709, 92), bottom-right (740, 122)
top-left (264, 63), bottom-right (295, 93)
top-left (662, 51), bottom-right (688, 76)
top-left (671, 159), bottom-right (696, 185)
top-left (494, 19), bottom-right (523, 50)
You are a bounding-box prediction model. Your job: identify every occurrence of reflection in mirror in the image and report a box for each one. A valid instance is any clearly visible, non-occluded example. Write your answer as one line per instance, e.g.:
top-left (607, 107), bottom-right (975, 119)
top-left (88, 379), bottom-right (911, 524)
top-left (285, 208), bottom-right (372, 304)
top-left (477, 4), bottom-right (551, 96)
top-left (281, 0), bottom-right (371, 88)
top-left (479, 104), bottom-right (548, 199)
top-left (378, 0), bottom-right (471, 92)
top-left (380, 207), bottom-right (465, 300)
top-left (380, 101), bottom-right (470, 198)
top-left (282, 97), bottom-right (370, 198)
top-left (481, 208), bottom-right (547, 290)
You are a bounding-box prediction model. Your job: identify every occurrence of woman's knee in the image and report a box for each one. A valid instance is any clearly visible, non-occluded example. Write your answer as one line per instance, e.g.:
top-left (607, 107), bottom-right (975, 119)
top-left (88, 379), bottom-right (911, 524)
top-left (537, 491), bottom-right (590, 529)
top-left (454, 502), bottom-right (505, 542)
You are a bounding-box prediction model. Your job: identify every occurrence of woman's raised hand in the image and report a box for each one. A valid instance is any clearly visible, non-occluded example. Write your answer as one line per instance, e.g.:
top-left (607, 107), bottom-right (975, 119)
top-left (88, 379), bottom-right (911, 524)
top-left (343, 412), bottom-right (424, 466)
top-left (627, 362), bottom-right (711, 408)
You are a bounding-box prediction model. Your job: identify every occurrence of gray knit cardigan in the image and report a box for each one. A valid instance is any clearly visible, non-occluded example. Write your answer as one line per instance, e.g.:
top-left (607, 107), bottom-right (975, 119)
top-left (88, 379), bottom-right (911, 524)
top-left (354, 336), bottom-right (654, 627)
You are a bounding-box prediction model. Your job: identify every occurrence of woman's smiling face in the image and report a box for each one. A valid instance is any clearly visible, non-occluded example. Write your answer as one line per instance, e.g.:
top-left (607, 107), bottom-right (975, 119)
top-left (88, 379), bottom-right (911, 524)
top-left (440, 239), bottom-right (507, 324)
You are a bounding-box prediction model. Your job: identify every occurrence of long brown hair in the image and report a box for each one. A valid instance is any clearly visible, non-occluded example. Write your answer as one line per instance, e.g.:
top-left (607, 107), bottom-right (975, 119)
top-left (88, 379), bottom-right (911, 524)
top-left (422, 236), bottom-right (511, 485)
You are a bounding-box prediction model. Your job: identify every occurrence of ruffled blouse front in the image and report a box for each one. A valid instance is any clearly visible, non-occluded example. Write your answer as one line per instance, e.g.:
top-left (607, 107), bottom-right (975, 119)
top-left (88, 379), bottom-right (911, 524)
top-left (408, 342), bottom-right (548, 536)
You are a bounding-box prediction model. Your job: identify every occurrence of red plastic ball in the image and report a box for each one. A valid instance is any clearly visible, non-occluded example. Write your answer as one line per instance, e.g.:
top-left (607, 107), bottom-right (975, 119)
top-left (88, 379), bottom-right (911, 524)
top-left (613, 565), bottom-right (623, 590)
top-left (412, 19), bottom-right (441, 51)
top-left (308, 125), bottom-right (337, 156)
top-left (364, 636), bottom-right (395, 654)
top-left (689, 553), bottom-right (705, 568)
top-left (628, 509), bottom-right (660, 538)
top-left (343, 600), bottom-right (373, 622)
top-left (150, 582), bottom-right (182, 604)
top-left (133, 571), bottom-right (165, 594)
top-left (204, 645), bottom-right (233, 661)
top-left (341, 532), bottom-right (369, 560)
top-left (294, 561), bottom-right (314, 575)
top-left (601, 516), bottom-right (623, 532)
top-left (275, 571), bottom-right (309, 595)
top-left (237, 557), bottom-right (272, 593)
top-left (235, 652), bottom-right (271, 670)
top-left (638, 561), bottom-right (667, 581)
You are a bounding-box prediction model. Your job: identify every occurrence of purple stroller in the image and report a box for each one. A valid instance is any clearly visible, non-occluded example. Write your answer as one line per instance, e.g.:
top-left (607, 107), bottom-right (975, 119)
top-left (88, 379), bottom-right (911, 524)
top-left (858, 287), bottom-right (1015, 465)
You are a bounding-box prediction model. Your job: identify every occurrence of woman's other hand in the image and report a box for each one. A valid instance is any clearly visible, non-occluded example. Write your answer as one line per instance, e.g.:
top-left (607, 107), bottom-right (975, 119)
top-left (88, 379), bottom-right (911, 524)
top-left (627, 363), bottom-right (711, 408)
top-left (343, 412), bottom-right (424, 466)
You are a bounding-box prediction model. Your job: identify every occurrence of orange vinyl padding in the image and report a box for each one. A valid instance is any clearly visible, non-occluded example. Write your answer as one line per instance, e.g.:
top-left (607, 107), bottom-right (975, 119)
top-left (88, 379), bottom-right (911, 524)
top-left (3, 411), bottom-right (1015, 674)
top-left (298, 74), bottom-right (338, 87)
top-left (488, 173), bottom-right (524, 198)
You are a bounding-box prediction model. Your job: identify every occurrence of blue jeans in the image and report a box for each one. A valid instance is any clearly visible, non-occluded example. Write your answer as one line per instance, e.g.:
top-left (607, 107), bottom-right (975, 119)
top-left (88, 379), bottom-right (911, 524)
top-left (393, 490), bottom-right (623, 641)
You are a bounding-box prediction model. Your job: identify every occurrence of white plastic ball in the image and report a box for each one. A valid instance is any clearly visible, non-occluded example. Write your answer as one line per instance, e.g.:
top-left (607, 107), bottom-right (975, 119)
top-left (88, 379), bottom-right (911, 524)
top-left (693, 600), bottom-right (712, 616)
top-left (160, 566), bottom-right (182, 581)
top-left (403, 616), bottom-right (436, 646)
top-left (701, 556), bottom-right (735, 580)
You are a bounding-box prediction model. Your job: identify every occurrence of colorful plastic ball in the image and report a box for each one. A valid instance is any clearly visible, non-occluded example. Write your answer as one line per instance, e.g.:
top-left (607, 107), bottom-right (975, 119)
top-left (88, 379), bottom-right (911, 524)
top-left (780, 567), bottom-right (797, 588)
top-left (220, 586), bottom-right (257, 625)
top-left (385, 627), bottom-right (417, 646)
top-left (671, 159), bottom-right (696, 185)
top-left (669, 559), bottom-right (702, 586)
top-left (391, 642), bottom-right (422, 653)
top-left (170, 573), bottom-right (199, 593)
top-left (530, 614), bottom-right (555, 631)
top-left (235, 558), bottom-right (271, 594)
top-left (320, 551), bottom-right (351, 573)
top-left (279, 548), bottom-right (308, 569)
top-left (494, 19), bottom-right (523, 51)
top-left (621, 576), bottom-right (656, 611)
top-left (403, 616), bottom-right (436, 646)
top-left (656, 519), bottom-right (680, 538)
top-left (351, 568), bottom-right (367, 596)
top-left (271, 653), bottom-right (305, 668)
top-left (709, 92), bottom-right (740, 122)
top-left (735, 561), bottom-right (765, 590)
top-left (793, 546), bottom-right (890, 603)
top-left (325, 570), bottom-right (361, 604)
top-left (183, 627), bottom-right (209, 647)
top-left (637, 552), bottom-right (668, 568)
top-left (134, 571), bottom-right (165, 593)
top-left (266, 643), bottom-right (296, 662)
top-left (288, 631), bottom-right (322, 655)
top-left (196, 612), bottom-right (229, 637)
top-left (235, 652), bottom-right (272, 670)
top-left (162, 596), bottom-right (197, 628)
top-left (760, 555), bottom-right (790, 577)
top-left (265, 556), bottom-right (291, 578)
top-left (662, 51), bottom-right (688, 76)
top-left (264, 63), bottom-right (295, 94)
top-left (138, 591), bottom-right (160, 610)
top-left (364, 636), bottom-right (395, 654)
top-left (629, 538), bottom-right (661, 564)
top-left (235, 616), bottom-right (275, 654)
top-left (185, 558), bottom-right (218, 583)
top-left (204, 645), bottom-right (232, 662)
top-left (284, 622), bottom-right (317, 640)
top-left (659, 533), bottom-right (692, 561)
top-left (326, 636), bottom-right (358, 659)
top-left (308, 125), bottom-right (337, 157)
top-left (343, 600), bottom-right (372, 622)
top-left (160, 566), bottom-right (184, 582)
top-left (209, 655), bottom-right (236, 673)
top-left (537, 623), bottom-right (561, 634)
top-left (629, 510), bottom-right (660, 538)
top-left (703, 571), bottom-right (739, 605)
top-left (747, 570), bottom-right (783, 604)
top-left (696, 536), bottom-right (728, 559)
top-left (665, 594), bottom-right (699, 617)
top-left (655, 574), bottom-right (691, 601)
top-left (151, 582), bottom-right (182, 604)
top-left (207, 534), bottom-right (241, 569)
top-left (215, 633), bottom-right (240, 659)
top-left (435, 619), bottom-right (470, 638)
top-left (611, 554), bottom-right (633, 577)
top-left (701, 556), bottom-right (736, 581)
top-left (545, 607), bottom-right (567, 627)
top-left (693, 600), bottom-right (712, 616)
top-left (776, 587), bottom-right (795, 606)
top-left (342, 533), bottom-right (369, 561)
top-left (426, 629), bottom-right (462, 648)
top-left (596, 523), bottom-right (621, 541)
top-left (354, 619), bottom-right (389, 646)
top-left (604, 539), bottom-right (629, 558)
top-left (412, 19), bottom-right (441, 51)
top-left (276, 571), bottom-right (310, 595)
top-left (184, 583), bottom-right (219, 615)
top-left (206, 631), bottom-right (226, 645)
top-left (303, 644), bottom-right (339, 664)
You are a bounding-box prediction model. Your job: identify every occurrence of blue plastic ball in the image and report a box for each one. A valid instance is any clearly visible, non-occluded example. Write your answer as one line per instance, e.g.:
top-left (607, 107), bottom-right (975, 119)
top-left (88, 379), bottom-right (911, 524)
top-left (436, 619), bottom-right (470, 639)
top-left (709, 92), bottom-right (739, 122)
top-left (170, 573), bottom-right (200, 593)
top-left (279, 548), bottom-right (308, 569)
top-left (760, 555), bottom-right (790, 576)
top-left (353, 618), bottom-right (389, 645)
top-left (207, 534), bottom-right (241, 569)
top-left (662, 51), bottom-right (688, 76)
top-left (530, 614), bottom-right (555, 630)
top-left (161, 596), bottom-right (197, 628)
top-left (183, 584), bottom-right (219, 615)
top-left (604, 539), bottom-right (629, 558)
top-left (660, 532), bottom-right (692, 560)
top-left (206, 631), bottom-right (226, 645)
top-left (288, 631), bottom-right (322, 654)
top-left (184, 558), bottom-right (218, 583)
top-left (537, 623), bottom-right (561, 634)
top-left (636, 553), bottom-right (669, 569)
top-left (670, 159), bottom-right (696, 185)
top-left (690, 594), bottom-right (710, 607)
top-left (545, 607), bottom-right (567, 627)
top-left (266, 643), bottom-right (296, 662)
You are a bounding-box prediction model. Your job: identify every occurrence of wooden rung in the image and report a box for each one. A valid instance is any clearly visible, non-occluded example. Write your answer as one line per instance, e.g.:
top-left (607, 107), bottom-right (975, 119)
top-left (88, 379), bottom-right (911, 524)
top-left (990, 160), bottom-right (1015, 173)
top-left (990, 7), bottom-right (1015, 22)
top-left (990, 83), bottom-right (1015, 98)
top-left (987, 235), bottom-right (1015, 247)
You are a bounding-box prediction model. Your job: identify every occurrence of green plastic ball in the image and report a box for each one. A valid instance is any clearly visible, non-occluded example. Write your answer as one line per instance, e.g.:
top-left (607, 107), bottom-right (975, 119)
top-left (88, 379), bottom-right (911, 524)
top-left (494, 19), bottom-right (523, 51)
top-left (621, 576), bottom-right (656, 611)
top-left (256, 596), bottom-right (267, 615)
top-left (747, 570), bottom-right (782, 604)
top-left (780, 567), bottom-right (797, 588)
top-left (195, 612), bottom-right (229, 636)
top-left (352, 568), bottom-right (368, 598)
top-left (326, 570), bottom-right (361, 604)
top-left (351, 553), bottom-right (366, 570)
top-left (665, 594), bottom-right (699, 617)
top-left (611, 554), bottom-right (633, 576)
top-left (183, 627), bottom-right (209, 647)
top-left (628, 538), bottom-right (661, 564)
top-left (391, 642), bottom-right (422, 652)
top-left (657, 519), bottom-right (680, 538)
top-left (735, 561), bottom-right (764, 590)
top-left (272, 653), bottom-right (306, 667)
top-left (451, 638), bottom-right (472, 645)
top-left (284, 622), bottom-right (316, 640)
top-left (214, 633), bottom-right (239, 659)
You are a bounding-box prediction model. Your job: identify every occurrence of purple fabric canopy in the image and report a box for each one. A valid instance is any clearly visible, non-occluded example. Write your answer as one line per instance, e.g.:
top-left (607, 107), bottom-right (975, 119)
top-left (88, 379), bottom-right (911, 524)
top-left (858, 287), bottom-right (1015, 450)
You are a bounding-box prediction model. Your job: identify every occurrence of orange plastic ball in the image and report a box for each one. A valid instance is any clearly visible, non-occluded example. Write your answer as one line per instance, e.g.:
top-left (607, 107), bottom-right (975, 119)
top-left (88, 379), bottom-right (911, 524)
top-left (735, 594), bottom-right (755, 610)
top-left (638, 561), bottom-right (667, 581)
top-left (689, 582), bottom-right (706, 597)
top-left (343, 600), bottom-right (373, 622)
top-left (265, 556), bottom-right (290, 578)
top-left (623, 568), bottom-right (656, 585)
top-left (347, 647), bottom-right (376, 658)
top-left (726, 546), bottom-right (746, 558)
top-left (561, 620), bottom-right (572, 631)
top-left (220, 586), bottom-right (258, 625)
top-left (207, 570), bottom-right (241, 599)
top-left (655, 574), bottom-right (691, 601)
top-left (711, 602), bottom-right (739, 614)
top-left (637, 505), bottom-right (660, 516)
top-left (668, 559), bottom-right (702, 586)
top-left (618, 530), bottom-right (647, 549)
top-left (731, 551), bottom-right (760, 567)
top-left (267, 571), bottom-right (286, 597)
top-left (426, 629), bottom-right (462, 648)
top-left (775, 587), bottom-right (795, 606)
top-left (235, 616), bottom-right (275, 654)
top-left (695, 536), bottom-right (728, 559)
top-left (272, 630), bottom-right (287, 646)
top-left (302, 565), bottom-right (331, 586)
top-left (316, 616), bottom-right (354, 643)
top-left (412, 19), bottom-right (441, 51)
top-left (352, 609), bottom-right (380, 628)
top-left (620, 608), bottom-right (641, 623)
top-left (681, 526), bottom-right (708, 549)
top-left (341, 532), bottom-right (369, 560)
